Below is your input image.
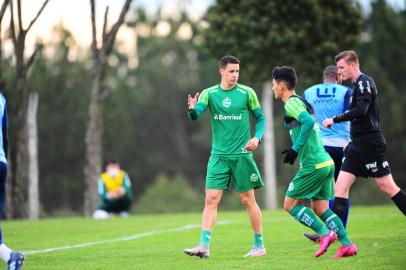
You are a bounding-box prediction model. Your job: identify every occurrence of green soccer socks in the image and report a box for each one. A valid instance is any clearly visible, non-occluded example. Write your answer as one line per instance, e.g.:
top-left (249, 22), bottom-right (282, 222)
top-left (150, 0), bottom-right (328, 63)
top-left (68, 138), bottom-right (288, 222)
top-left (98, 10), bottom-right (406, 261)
top-left (321, 209), bottom-right (352, 246)
top-left (199, 230), bottom-right (212, 248)
top-left (290, 205), bottom-right (329, 236)
top-left (254, 233), bottom-right (264, 248)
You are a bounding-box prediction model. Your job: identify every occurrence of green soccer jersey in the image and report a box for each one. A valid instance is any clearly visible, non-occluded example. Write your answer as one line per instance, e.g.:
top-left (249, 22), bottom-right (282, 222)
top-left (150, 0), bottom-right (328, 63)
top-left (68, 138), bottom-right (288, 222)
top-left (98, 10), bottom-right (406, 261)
top-left (284, 96), bottom-right (332, 169)
top-left (188, 83), bottom-right (265, 156)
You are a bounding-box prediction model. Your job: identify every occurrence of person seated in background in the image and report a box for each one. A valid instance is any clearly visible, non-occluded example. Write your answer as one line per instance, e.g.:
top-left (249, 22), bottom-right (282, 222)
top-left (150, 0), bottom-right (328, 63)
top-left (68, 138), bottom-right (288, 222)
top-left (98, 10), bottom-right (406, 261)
top-left (93, 161), bottom-right (133, 219)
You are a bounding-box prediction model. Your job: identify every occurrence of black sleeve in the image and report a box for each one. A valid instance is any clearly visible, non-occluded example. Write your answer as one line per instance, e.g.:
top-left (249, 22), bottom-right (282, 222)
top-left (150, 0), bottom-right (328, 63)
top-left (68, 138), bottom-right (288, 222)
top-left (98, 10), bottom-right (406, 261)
top-left (333, 79), bottom-right (371, 123)
top-left (333, 99), bottom-right (370, 123)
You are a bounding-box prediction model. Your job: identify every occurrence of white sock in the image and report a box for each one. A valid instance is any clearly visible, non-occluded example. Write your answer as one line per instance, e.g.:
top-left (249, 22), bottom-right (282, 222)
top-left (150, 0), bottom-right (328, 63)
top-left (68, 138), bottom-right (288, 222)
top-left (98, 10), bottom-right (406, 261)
top-left (0, 243), bottom-right (12, 263)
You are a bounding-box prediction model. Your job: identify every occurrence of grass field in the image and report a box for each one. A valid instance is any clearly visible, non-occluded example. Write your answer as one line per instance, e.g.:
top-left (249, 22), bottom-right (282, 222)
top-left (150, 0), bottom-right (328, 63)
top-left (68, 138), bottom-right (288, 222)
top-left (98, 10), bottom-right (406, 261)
top-left (2, 205), bottom-right (405, 269)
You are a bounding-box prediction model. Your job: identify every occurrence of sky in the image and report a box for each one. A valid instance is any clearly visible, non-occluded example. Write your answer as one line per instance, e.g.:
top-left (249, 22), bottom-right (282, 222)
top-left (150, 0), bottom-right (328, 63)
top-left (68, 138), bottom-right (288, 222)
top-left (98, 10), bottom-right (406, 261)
top-left (2, 0), bottom-right (213, 50)
top-left (1, 0), bottom-right (405, 55)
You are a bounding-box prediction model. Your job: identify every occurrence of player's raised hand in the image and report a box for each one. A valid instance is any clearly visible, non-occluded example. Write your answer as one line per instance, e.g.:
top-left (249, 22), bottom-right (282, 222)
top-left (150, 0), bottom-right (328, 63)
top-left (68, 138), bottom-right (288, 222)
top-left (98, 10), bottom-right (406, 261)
top-left (322, 118), bottom-right (334, 128)
top-left (244, 137), bottom-right (260, 151)
top-left (187, 92), bottom-right (200, 110)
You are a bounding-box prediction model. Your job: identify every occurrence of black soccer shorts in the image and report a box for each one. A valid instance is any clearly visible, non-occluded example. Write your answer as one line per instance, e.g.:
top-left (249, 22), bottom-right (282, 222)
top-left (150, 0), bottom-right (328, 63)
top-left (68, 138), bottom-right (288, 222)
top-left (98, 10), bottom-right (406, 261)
top-left (341, 133), bottom-right (391, 178)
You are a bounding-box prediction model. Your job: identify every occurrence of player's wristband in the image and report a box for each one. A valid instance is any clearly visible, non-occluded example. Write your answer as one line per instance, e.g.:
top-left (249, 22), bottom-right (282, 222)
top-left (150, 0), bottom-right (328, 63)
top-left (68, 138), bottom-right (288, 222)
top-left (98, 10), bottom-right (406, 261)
top-left (332, 115), bottom-right (341, 123)
top-left (254, 136), bottom-right (261, 144)
top-left (188, 108), bottom-right (198, 120)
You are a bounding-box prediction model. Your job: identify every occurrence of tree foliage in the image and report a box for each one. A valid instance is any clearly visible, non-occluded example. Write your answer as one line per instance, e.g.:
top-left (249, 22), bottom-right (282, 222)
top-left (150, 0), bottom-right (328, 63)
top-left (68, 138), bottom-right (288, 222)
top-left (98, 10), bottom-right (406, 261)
top-left (134, 174), bottom-right (202, 214)
top-left (203, 0), bottom-right (363, 85)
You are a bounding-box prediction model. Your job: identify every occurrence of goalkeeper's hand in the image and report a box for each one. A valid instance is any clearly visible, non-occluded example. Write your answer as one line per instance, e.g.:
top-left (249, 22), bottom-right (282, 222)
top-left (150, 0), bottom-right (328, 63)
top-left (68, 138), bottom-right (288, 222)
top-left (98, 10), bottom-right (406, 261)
top-left (281, 147), bottom-right (298, 165)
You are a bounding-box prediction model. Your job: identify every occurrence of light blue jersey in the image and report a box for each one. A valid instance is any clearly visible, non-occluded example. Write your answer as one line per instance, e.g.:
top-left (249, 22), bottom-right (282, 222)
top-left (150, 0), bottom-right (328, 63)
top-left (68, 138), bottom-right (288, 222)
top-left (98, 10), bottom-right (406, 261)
top-left (0, 93), bottom-right (7, 163)
top-left (303, 83), bottom-right (351, 147)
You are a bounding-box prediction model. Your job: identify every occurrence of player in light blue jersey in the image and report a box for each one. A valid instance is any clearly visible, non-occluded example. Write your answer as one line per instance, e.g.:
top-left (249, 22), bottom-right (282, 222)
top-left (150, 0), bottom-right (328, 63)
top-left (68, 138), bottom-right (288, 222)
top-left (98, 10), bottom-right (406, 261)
top-left (0, 91), bottom-right (24, 270)
top-left (304, 66), bottom-right (351, 150)
top-left (302, 66), bottom-right (352, 242)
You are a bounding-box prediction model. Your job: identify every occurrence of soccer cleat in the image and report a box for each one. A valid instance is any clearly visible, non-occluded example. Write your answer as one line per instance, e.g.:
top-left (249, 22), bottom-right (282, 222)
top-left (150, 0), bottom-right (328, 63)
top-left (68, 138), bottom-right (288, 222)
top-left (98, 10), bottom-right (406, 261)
top-left (315, 230), bottom-right (336, 257)
top-left (332, 243), bottom-right (357, 259)
top-left (184, 245), bottom-right (210, 259)
top-left (7, 252), bottom-right (24, 270)
top-left (244, 247), bottom-right (266, 258)
top-left (304, 232), bottom-right (338, 244)
top-left (304, 233), bottom-right (320, 243)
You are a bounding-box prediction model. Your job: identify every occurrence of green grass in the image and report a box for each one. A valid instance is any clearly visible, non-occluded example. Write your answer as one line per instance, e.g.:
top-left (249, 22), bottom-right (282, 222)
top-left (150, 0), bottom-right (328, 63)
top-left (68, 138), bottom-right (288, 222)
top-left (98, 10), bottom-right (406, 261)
top-left (2, 205), bottom-right (405, 269)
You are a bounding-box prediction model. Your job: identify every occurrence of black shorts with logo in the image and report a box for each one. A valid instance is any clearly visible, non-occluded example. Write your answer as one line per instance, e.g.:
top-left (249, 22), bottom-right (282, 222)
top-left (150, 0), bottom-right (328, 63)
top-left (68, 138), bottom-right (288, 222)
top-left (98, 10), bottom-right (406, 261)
top-left (341, 132), bottom-right (391, 178)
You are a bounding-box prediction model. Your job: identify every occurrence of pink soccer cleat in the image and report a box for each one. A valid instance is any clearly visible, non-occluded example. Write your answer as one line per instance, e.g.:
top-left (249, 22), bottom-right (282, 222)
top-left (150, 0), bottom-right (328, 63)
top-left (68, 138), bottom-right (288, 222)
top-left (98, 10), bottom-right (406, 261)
top-left (304, 232), bottom-right (338, 244)
top-left (184, 245), bottom-right (210, 259)
top-left (244, 247), bottom-right (266, 258)
top-left (315, 230), bottom-right (336, 257)
top-left (332, 243), bottom-right (357, 259)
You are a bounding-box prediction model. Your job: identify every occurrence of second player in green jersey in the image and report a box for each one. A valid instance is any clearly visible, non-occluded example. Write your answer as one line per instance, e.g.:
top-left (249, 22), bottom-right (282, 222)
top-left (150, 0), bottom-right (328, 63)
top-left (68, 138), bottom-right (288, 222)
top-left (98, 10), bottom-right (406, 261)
top-left (272, 66), bottom-right (357, 259)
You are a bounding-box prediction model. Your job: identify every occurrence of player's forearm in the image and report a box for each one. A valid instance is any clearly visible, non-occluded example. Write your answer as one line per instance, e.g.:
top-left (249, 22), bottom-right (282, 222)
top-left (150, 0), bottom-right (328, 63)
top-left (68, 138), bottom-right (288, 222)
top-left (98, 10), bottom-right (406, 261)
top-left (333, 99), bottom-right (369, 123)
top-left (252, 108), bottom-right (266, 141)
top-left (187, 103), bottom-right (206, 120)
top-left (123, 174), bottom-right (133, 199)
top-left (292, 112), bottom-right (314, 152)
top-left (98, 180), bottom-right (107, 200)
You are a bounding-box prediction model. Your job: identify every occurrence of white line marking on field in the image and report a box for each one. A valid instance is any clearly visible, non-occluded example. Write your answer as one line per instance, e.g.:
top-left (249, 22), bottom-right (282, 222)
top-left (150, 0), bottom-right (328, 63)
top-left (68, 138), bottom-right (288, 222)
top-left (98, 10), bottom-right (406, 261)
top-left (23, 220), bottom-right (231, 256)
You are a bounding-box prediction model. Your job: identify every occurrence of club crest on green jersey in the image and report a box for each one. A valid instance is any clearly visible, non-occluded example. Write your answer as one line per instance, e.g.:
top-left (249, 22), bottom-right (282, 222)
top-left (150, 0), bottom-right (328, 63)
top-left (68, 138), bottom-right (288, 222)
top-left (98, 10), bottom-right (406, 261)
top-left (250, 173), bottom-right (259, 182)
top-left (222, 97), bottom-right (232, 108)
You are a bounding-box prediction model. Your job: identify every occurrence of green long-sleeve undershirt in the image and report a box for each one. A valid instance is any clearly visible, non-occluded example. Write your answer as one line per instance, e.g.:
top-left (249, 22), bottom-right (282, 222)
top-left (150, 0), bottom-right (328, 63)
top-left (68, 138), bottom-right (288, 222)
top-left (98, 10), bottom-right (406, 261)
top-left (292, 111), bottom-right (314, 153)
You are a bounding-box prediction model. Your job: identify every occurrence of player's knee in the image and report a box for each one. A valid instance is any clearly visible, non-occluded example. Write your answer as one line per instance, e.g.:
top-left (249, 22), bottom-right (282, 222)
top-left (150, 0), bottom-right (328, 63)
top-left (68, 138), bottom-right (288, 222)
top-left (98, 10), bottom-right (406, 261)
top-left (283, 201), bottom-right (292, 213)
top-left (312, 206), bottom-right (325, 216)
top-left (240, 196), bottom-right (255, 209)
top-left (205, 193), bottom-right (220, 206)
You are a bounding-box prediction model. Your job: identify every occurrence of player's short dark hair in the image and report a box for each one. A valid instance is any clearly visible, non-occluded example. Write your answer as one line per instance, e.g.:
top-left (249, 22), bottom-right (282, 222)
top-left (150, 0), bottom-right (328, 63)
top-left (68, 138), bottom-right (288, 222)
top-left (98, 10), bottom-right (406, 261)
top-left (219, 55), bottom-right (240, 69)
top-left (335, 50), bottom-right (359, 66)
top-left (272, 66), bottom-right (297, 90)
top-left (323, 65), bottom-right (338, 81)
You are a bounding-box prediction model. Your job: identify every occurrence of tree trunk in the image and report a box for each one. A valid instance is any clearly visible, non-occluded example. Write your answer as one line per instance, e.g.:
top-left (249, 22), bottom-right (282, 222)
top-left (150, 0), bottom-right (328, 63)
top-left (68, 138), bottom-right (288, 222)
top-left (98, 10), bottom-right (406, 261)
top-left (12, 75), bottom-right (29, 218)
top-left (5, 0), bottom-right (49, 219)
top-left (83, 70), bottom-right (104, 217)
top-left (83, 0), bottom-right (133, 216)
top-left (262, 80), bottom-right (277, 210)
top-left (28, 92), bottom-right (39, 219)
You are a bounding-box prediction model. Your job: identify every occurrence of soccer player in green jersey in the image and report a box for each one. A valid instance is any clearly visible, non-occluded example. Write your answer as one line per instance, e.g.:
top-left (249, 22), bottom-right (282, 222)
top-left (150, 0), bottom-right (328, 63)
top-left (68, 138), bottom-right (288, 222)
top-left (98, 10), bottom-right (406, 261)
top-left (184, 56), bottom-right (266, 258)
top-left (272, 66), bottom-right (357, 258)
